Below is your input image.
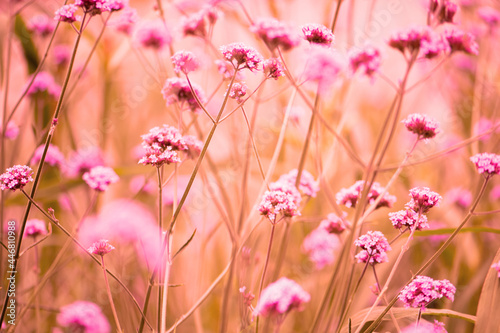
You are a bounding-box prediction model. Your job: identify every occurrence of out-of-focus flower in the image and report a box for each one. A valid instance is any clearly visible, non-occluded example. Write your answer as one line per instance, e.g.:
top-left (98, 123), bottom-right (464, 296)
top-left (220, 43), bottom-right (263, 72)
top-left (228, 82), bottom-right (247, 103)
top-left (473, 118), bottom-right (497, 141)
top-left (490, 184), bottom-right (500, 201)
top-left (28, 15), bottom-right (55, 37)
top-left (30, 144), bottom-right (65, 168)
top-left (129, 175), bottom-right (156, 195)
top-left (320, 213), bottom-right (348, 234)
top-left (407, 187), bottom-right (442, 214)
top-left (88, 239), bottom-right (115, 256)
top-left (438, 1), bottom-right (458, 24)
top-left (27, 72), bottom-right (61, 99)
top-left (492, 260), bottom-right (500, 278)
top-left (444, 28), bottom-right (479, 55)
top-left (53, 45), bottom-right (71, 67)
top-left (336, 180), bottom-right (396, 209)
top-left (54, 5), bottom-right (79, 23)
top-left (301, 23), bottom-right (334, 46)
top-left (113, 7), bottom-right (138, 35)
top-left (302, 226), bottom-right (340, 269)
top-left (470, 153), bottom-right (500, 176)
top-left (389, 208), bottom-right (429, 230)
top-left (275, 169), bottom-right (319, 198)
top-left (64, 146), bottom-right (105, 178)
top-left (251, 17), bottom-right (301, 51)
top-left (263, 58), bottom-right (285, 80)
top-left (445, 187), bottom-right (472, 208)
top-left (399, 275), bottom-right (455, 309)
top-left (183, 135), bottom-right (203, 159)
top-left (253, 277), bottom-right (310, 317)
top-left (24, 219), bottom-right (48, 238)
top-left (162, 77), bottom-right (206, 112)
top-left (57, 301), bottom-right (110, 333)
top-left (258, 189), bottom-right (300, 222)
top-left (348, 45), bottom-right (381, 78)
top-left (389, 26), bottom-right (433, 55)
top-left (401, 320), bottom-right (448, 333)
top-left (75, 0), bottom-right (110, 15)
top-left (83, 166), bottom-right (119, 191)
top-left (402, 113), bottom-right (440, 139)
top-left (304, 45), bottom-right (345, 93)
top-left (0, 165), bottom-right (33, 192)
top-left (135, 21), bottom-right (172, 50)
top-left (2, 121), bottom-right (19, 139)
top-left (354, 230), bottom-right (391, 265)
top-left (181, 6), bottom-right (220, 38)
top-left (106, 0), bottom-right (127, 12)
top-left (478, 6), bottom-right (500, 27)
top-left (172, 50), bottom-right (200, 75)
top-left (215, 59), bottom-right (246, 80)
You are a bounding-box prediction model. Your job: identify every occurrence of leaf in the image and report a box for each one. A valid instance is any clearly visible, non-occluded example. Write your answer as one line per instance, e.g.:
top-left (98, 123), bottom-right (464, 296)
top-left (172, 229), bottom-right (197, 260)
top-left (14, 14), bottom-right (39, 73)
top-left (473, 247), bottom-right (500, 333)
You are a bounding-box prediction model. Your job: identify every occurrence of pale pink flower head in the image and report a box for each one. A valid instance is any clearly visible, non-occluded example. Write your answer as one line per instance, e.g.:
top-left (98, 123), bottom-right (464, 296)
top-left (54, 5), bottom-right (79, 23)
top-left (220, 43), bottom-right (264, 72)
top-left (399, 275), bottom-right (455, 309)
top-left (141, 125), bottom-right (187, 151)
top-left (226, 82), bottom-right (246, 103)
top-left (320, 213), bottom-right (348, 234)
top-left (139, 147), bottom-right (181, 166)
top-left (28, 15), bottom-right (55, 37)
top-left (64, 146), bottom-right (105, 178)
top-left (82, 166), bottom-right (119, 191)
top-left (2, 121), bottom-right (19, 139)
top-left (106, 0), bottom-right (127, 12)
top-left (254, 277), bottom-right (311, 317)
top-left (402, 113), bottom-right (440, 139)
top-left (336, 180), bottom-right (396, 209)
top-left (348, 44), bottom-right (382, 78)
top-left (88, 239), bottom-right (115, 256)
top-left (470, 153), bottom-right (500, 176)
top-left (30, 144), bottom-right (65, 168)
top-left (135, 21), bottom-right (172, 50)
top-left (276, 169), bottom-right (319, 198)
top-left (57, 301), bottom-right (110, 333)
top-left (445, 187), bottom-right (472, 208)
top-left (301, 23), bottom-right (335, 46)
top-left (161, 77), bottom-right (206, 112)
top-left (304, 45), bottom-right (345, 93)
top-left (407, 187), bottom-right (442, 214)
top-left (181, 12), bottom-right (207, 37)
top-left (75, 0), bottom-right (110, 16)
top-left (113, 7), bottom-right (138, 35)
top-left (251, 17), bottom-right (301, 51)
top-left (183, 135), bottom-right (203, 159)
top-left (438, 1), bottom-right (458, 24)
top-left (258, 189), bottom-right (300, 223)
top-left (302, 226), bottom-right (340, 269)
top-left (215, 60), bottom-right (245, 80)
top-left (491, 260), bottom-right (500, 278)
top-left (172, 50), bottom-right (200, 75)
top-left (473, 117), bottom-right (496, 141)
top-left (389, 208), bottom-right (429, 230)
top-left (24, 219), bottom-right (48, 238)
top-left (263, 58), bottom-right (285, 80)
top-left (389, 26), bottom-right (433, 55)
top-left (53, 45), bottom-right (71, 66)
top-left (27, 71), bottom-right (61, 99)
top-left (0, 165), bottom-right (33, 192)
top-left (401, 320), bottom-right (448, 333)
top-left (354, 230), bottom-right (391, 265)
top-left (421, 33), bottom-right (450, 59)
top-left (478, 6), bottom-right (500, 27)
top-left (444, 28), bottom-right (479, 55)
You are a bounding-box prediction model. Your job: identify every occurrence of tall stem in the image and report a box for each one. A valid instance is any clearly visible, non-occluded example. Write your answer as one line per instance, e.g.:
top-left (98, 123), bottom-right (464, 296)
top-left (101, 256), bottom-right (123, 333)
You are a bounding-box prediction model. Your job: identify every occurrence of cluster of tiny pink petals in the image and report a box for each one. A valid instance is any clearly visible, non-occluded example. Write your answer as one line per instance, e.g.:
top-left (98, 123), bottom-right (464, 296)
top-left (25, 219), bottom-right (48, 238)
top-left (478, 6), bottom-right (500, 27)
top-left (53, 45), bottom-right (71, 66)
top-left (407, 187), bottom-right (442, 214)
top-left (336, 180), bottom-right (396, 209)
top-left (470, 153), bottom-right (500, 176)
top-left (141, 125), bottom-right (187, 151)
top-left (181, 6), bottom-right (220, 38)
top-left (54, 5), bottom-right (79, 23)
top-left (402, 113), bottom-right (440, 139)
top-left (253, 277), bottom-right (311, 317)
top-left (276, 169), bottom-right (319, 198)
top-left (302, 226), bottom-right (340, 269)
top-left (399, 275), bottom-right (456, 309)
top-left (162, 77), bottom-right (206, 112)
top-left (139, 146), bottom-right (181, 167)
top-left (29, 15), bottom-right (55, 37)
top-left (113, 7), bottom-right (138, 34)
top-left (348, 45), bottom-right (382, 77)
top-left (320, 213), bottom-right (348, 234)
top-left (2, 121), bottom-right (19, 140)
top-left (491, 260), bottom-right (500, 278)
top-left (401, 320), bottom-right (448, 333)
top-left (269, 180), bottom-right (302, 206)
top-left (258, 189), bottom-right (300, 222)
top-left (354, 230), bottom-right (391, 265)
top-left (389, 208), bottom-right (429, 230)
top-left (88, 239), bottom-right (115, 256)
top-left (64, 146), bottom-right (105, 178)
top-left (136, 21), bottom-right (172, 50)
top-left (251, 17), bottom-right (301, 51)
top-left (389, 26), bottom-right (433, 54)
top-left (263, 58), bottom-right (285, 80)
top-left (305, 46), bottom-right (345, 93)
top-left (30, 144), bottom-right (65, 168)
top-left (82, 166), bottom-right (119, 191)
top-left (220, 43), bottom-right (263, 72)
top-left (75, 0), bottom-right (110, 15)
top-left (215, 60), bottom-right (245, 80)
top-left (183, 135), bottom-right (203, 159)
top-left (228, 82), bottom-right (247, 102)
top-left (445, 187), bottom-right (472, 208)
top-left (106, 0), bottom-right (127, 12)
top-left (27, 72), bottom-right (62, 99)
top-left (437, 0), bottom-right (458, 24)
top-left (172, 50), bottom-right (200, 75)
top-left (444, 28), bottom-right (479, 55)
top-left (57, 301), bottom-right (110, 333)
top-left (0, 165), bottom-right (34, 191)
top-left (421, 34), bottom-right (450, 59)
top-left (301, 23), bottom-right (335, 46)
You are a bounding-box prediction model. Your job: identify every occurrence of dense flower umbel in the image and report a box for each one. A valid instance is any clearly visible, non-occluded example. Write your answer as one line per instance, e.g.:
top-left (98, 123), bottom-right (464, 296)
top-left (57, 301), bottom-right (110, 333)
top-left (302, 226), bottom-right (340, 269)
top-left (401, 320), bottom-right (448, 333)
top-left (0, 165), bottom-right (34, 191)
top-left (301, 23), bottom-right (334, 46)
top-left (75, 0), bottom-right (109, 15)
top-left (25, 219), bottom-right (48, 238)
top-left (437, 1), bottom-right (458, 24)
top-left (82, 166), bottom-right (119, 191)
top-left (258, 189), bottom-right (300, 222)
top-left (389, 26), bottom-right (433, 54)
top-left (470, 153), bottom-right (500, 176)
top-left (402, 113), bottom-right (440, 139)
top-left (399, 275), bottom-right (456, 309)
top-left (389, 209), bottom-right (429, 230)
top-left (444, 28), bottom-right (479, 55)
top-left (275, 169), bottom-right (319, 198)
top-left (139, 125), bottom-right (189, 166)
top-left (320, 213), bottom-right (348, 234)
top-left (407, 187), bottom-right (442, 214)
top-left (162, 77), bottom-right (206, 112)
top-left (64, 146), bottom-right (105, 177)
top-left (27, 71), bottom-right (61, 99)
top-left (28, 15), bottom-right (55, 37)
top-left (228, 82), bottom-right (247, 102)
top-left (251, 17), bottom-right (301, 51)
top-left (88, 239), bottom-right (115, 256)
top-left (220, 43), bottom-right (264, 71)
top-left (253, 277), bottom-right (311, 317)
top-left (141, 125), bottom-right (187, 151)
top-left (348, 45), bottom-right (381, 77)
top-left (139, 147), bottom-right (181, 166)
top-left (183, 135), bottom-right (203, 159)
top-left (30, 144), bottom-right (65, 168)
top-left (136, 21), bottom-right (172, 50)
top-left (113, 7), bottom-right (138, 34)
top-left (354, 231), bottom-right (392, 265)
top-left (304, 46), bottom-right (345, 93)
top-left (336, 180), bottom-right (396, 209)
top-left (263, 58), bottom-right (285, 79)
top-left (181, 6), bottom-right (220, 38)
top-left (172, 50), bottom-right (200, 75)
top-left (54, 5), bottom-right (79, 23)
top-left (492, 260), bottom-right (500, 278)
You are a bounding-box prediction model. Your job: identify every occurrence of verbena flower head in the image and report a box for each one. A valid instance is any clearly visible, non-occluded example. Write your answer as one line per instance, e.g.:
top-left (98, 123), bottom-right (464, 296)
top-left (64, 146), bottom-right (105, 178)
top-left (54, 5), bottom-right (79, 23)
top-left (136, 21), bottom-right (172, 50)
top-left (0, 165), bottom-right (34, 192)
top-left (438, 1), bottom-right (458, 24)
top-left (320, 213), bottom-right (348, 234)
top-left (263, 58), bottom-right (285, 80)
top-left (25, 219), bottom-right (48, 238)
top-left (30, 144), bottom-right (65, 168)
top-left (275, 169), bottom-right (319, 198)
top-left (139, 147), bottom-right (181, 167)
top-left (228, 82), bottom-right (247, 103)
top-left (215, 60), bottom-right (246, 80)
top-left (3, 121), bottom-right (19, 140)
top-left (389, 26), bottom-right (433, 55)
top-left (302, 226), bottom-right (340, 269)
top-left (444, 28), bottom-right (479, 55)
top-left (106, 0), bottom-right (127, 12)
top-left (181, 12), bottom-right (207, 37)
top-left (445, 187), bottom-right (472, 208)
top-left (354, 230), bottom-right (391, 265)
top-left (28, 15), bottom-right (55, 37)
top-left (401, 320), bottom-right (448, 333)
top-left (399, 275), bottom-right (456, 309)
top-left (183, 135), bottom-right (203, 159)
top-left (172, 50), bottom-right (200, 75)
top-left (161, 77), bottom-right (206, 112)
top-left (141, 125), bottom-right (187, 151)
top-left (27, 71), bottom-right (61, 99)
top-left (492, 260), bottom-right (500, 278)
top-left (348, 45), bottom-right (382, 78)
top-left (113, 7), bottom-right (138, 35)
top-left (470, 153), bottom-right (500, 176)
top-left (82, 166), bottom-right (119, 192)
top-left (421, 33), bottom-right (450, 59)
top-left (336, 180), bottom-right (396, 209)
top-left (478, 6), bottom-right (500, 27)
top-left (407, 187), bottom-right (442, 214)
top-left (304, 45), bottom-right (345, 93)
top-left (75, 0), bottom-right (110, 15)
top-left (402, 113), bottom-right (440, 139)
top-left (389, 208), bottom-right (429, 230)
top-left (88, 239), bottom-right (115, 256)
top-left (301, 23), bottom-right (335, 46)
top-left (258, 189), bottom-right (300, 222)
top-left (251, 17), bottom-right (301, 51)
top-left (253, 277), bottom-right (311, 317)
top-left (53, 45), bottom-right (71, 66)
top-left (220, 43), bottom-right (263, 72)
top-left (57, 301), bottom-right (110, 333)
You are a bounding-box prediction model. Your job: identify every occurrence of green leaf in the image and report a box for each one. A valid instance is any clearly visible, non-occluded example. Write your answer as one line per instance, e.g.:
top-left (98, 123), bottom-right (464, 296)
top-left (14, 14), bottom-right (39, 73)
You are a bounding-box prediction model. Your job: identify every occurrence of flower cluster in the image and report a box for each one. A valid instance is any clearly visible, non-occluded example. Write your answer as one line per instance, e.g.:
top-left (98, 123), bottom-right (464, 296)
top-left (28, 15), bottom-right (55, 37)
top-left (181, 6), bottom-right (220, 38)
top-left (228, 82), bottom-right (247, 103)
top-left (135, 21), bottom-right (172, 50)
top-left (263, 58), bottom-right (285, 80)
top-left (220, 43), bottom-right (264, 72)
top-left (251, 17), bottom-right (301, 51)
top-left (162, 77), bottom-right (206, 112)
top-left (88, 239), bottom-right (115, 256)
top-left (399, 275), bottom-right (456, 309)
top-left (54, 5), bottom-right (79, 23)
top-left (82, 166), bottom-right (119, 192)
top-left (25, 219), bottom-right (48, 238)
top-left (336, 180), bottom-right (396, 209)
top-left (304, 46), bottom-right (345, 93)
top-left (443, 28), bottom-right (479, 55)
top-left (492, 260), bottom-right (500, 278)
top-left (348, 45), bottom-right (382, 78)
top-left (253, 277), bottom-right (311, 317)
top-left (319, 213), bottom-right (348, 234)
top-left (301, 23), bottom-right (334, 46)
top-left (389, 208), bottom-right (429, 230)
top-left (172, 50), bottom-right (200, 75)
top-left (113, 7), bottom-right (138, 35)
top-left (354, 231), bottom-right (391, 265)
top-left (470, 153), bottom-right (500, 176)
top-left (64, 146), bottom-right (105, 178)
top-left (478, 6), bottom-right (500, 27)
top-left (302, 226), bottom-right (340, 269)
top-left (408, 187), bottom-right (442, 214)
top-left (258, 188), bottom-right (300, 222)
top-left (0, 165), bottom-right (34, 192)
top-left (30, 144), bottom-right (65, 168)
top-left (401, 320), bottom-right (448, 333)
top-left (27, 72), bottom-right (61, 99)
top-left (402, 113), bottom-right (440, 139)
top-left (275, 169), bottom-right (319, 198)
top-left (57, 301), bottom-right (110, 332)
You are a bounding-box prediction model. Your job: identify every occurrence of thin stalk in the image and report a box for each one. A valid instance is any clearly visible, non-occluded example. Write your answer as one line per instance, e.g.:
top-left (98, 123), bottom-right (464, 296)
top-left (331, 0), bottom-right (344, 32)
top-left (157, 166), bottom-right (164, 333)
top-left (101, 256), bottom-right (124, 333)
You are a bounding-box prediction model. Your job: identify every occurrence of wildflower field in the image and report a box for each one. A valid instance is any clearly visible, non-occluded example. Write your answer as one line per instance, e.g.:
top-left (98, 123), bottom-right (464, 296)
top-left (1, 0), bottom-right (500, 332)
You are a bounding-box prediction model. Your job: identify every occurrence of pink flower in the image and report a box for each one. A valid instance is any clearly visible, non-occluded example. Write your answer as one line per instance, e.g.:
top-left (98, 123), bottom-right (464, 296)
top-left (389, 208), bottom-right (429, 230)
top-left (473, 117), bottom-right (497, 141)
top-left (354, 231), bottom-right (391, 265)
top-left (88, 239), bottom-right (115, 256)
top-left (401, 320), bottom-right (448, 333)
top-left (82, 166), bottom-right (119, 191)
top-left (348, 45), bottom-right (382, 77)
top-left (0, 165), bottom-right (33, 192)
top-left (27, 71), bottom-right (61, 99)
top-left (490, 184), bottom-right (500, 201)
top-left (402, 113), bottom-right (440, 139)
top-left (301, 23), bottom-right (335, 46)
top-left (304, 45), bottom-right (345, 93)
top-left (53, 45), bottom-right (71, 66)
top-left (421, 33), bottom-right (450, 59)
top-left (445, 187), bottom-right (472, 208)
top-left (478, 6), bottom-right (500, 27)
top-left (24, 219), bottom-right (48, 238)
top-left (220, 43), bottom-right (263, 72)
top-left (106, 0), bottom-right (127, 12)
top-left (491, 260), bottom-right (500, 278)
top-left (438, 1), bottom-right (458, 23)
top-left (113, 7), bottom-right (138, 35)
top-left (470, 153), bottom-right (500, 176)
top-left (336, 180), bottom-right (396, 209)
top-left (2, 121), bottom-right (19, 139)
top-left (263, 58), bottom-right (285, 80)
top-left (444, 28), bottom-right (479, 55)
top-left (139, 146), bottom-right (181, 167)
top-left (135, 21), bottom-right (172, 50)
top-left (172, 50), bottom-right (200, 75)
top-left (399, 275), bottom-right (455, 309)
top-left (30, 144), bottom-right (65, 168)
top-left (28, 15), bottom-right (55, 37)
top-left (389, 26), bottom-right (433, 54)
top-left (64, 146), bottom-right (105, 178)
top-left (251, 17), bottom-right (301, 51)
top-left (161, 77), bottom-right (206, 112)
top-left (407, 187), bottom-right (442, 214)
top-left (57, 301), bottom-right (110, 333)
top-left (183, 135), bottom-right (203, 159)
top-left (275, 169), bottom-right (319, 198)
top-left (215, 60), bottom-right (246, 81)
top-left (258, 189), bottom-right (300, 222)
top-left (228, 82), bottom-right (247, 102)
top-left (141, 125), bottom-right (187, 151)
top-left (75, 0), bottom-right (110, 15)
top-left (54, 5), bottom-right (79, 23)
top-left (302, 226), bottom-right (340, 269)
top-left (320, 213), bottom-right (348, 234)
top-left (254, 277), bottom-right (310, 317)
